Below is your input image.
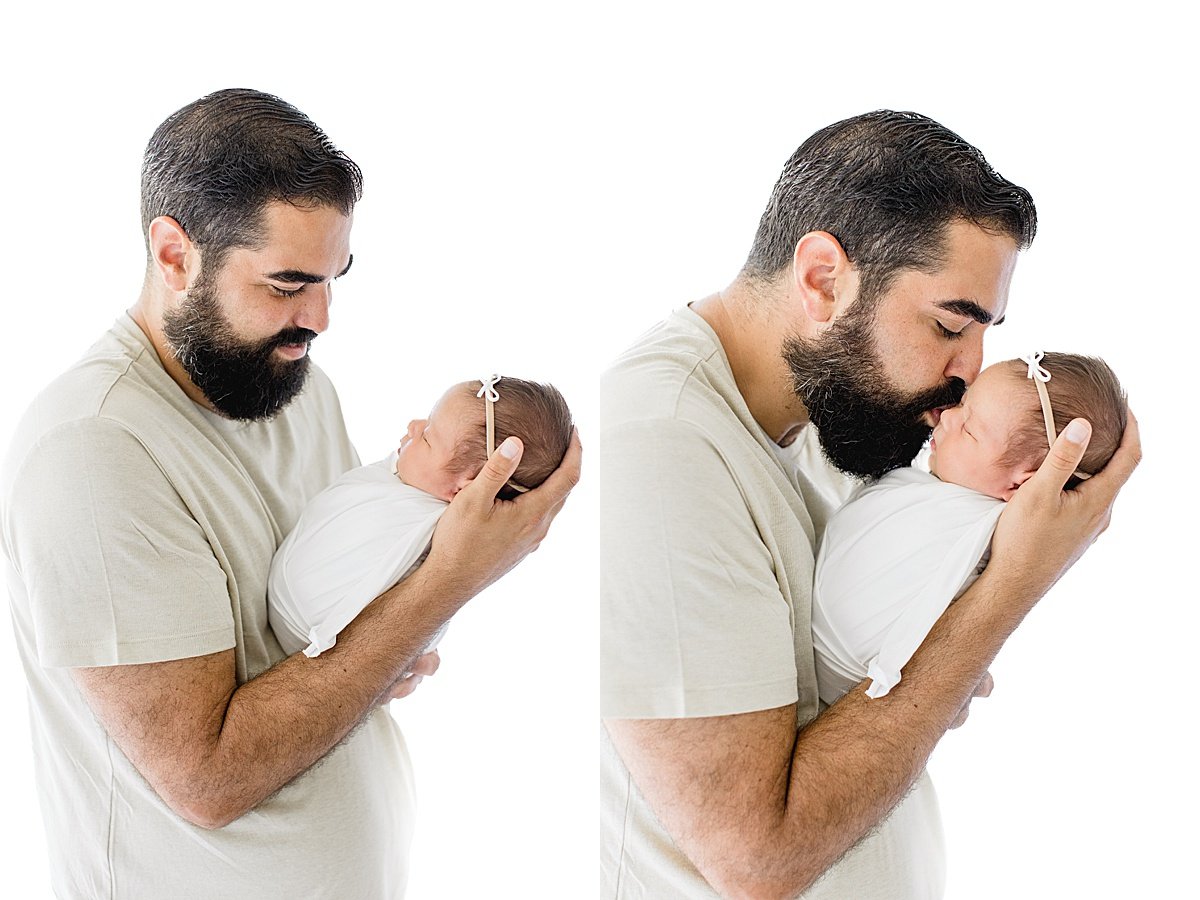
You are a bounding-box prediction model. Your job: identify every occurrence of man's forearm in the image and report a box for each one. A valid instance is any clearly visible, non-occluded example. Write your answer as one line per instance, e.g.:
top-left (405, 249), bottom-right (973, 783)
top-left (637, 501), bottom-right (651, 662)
top-left (611, 548), bottom-right (1106, 898)
top-left (73, 559), bottom-right (471, 830)
top-left (75, 431), bottom-right (582, 829)
top-left (764, 565), bottom-right (1034, 892)
top-left (612, 565), bottom-right (1038, 900)
top-left (203, 560), bottom-right (471, 824)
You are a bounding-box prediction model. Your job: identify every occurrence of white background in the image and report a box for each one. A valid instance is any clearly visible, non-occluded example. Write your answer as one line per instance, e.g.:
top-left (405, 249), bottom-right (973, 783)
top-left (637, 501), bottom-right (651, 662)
top-left (1, 2), bottom-right (1194, 898)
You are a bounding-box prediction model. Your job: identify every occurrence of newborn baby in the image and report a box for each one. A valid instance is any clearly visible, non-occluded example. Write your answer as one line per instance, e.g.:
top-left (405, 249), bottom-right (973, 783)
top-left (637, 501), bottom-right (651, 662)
top-left (268, 375), bottom-right (573, 658)
top-left (812, 352), bottom-right (1127, 704)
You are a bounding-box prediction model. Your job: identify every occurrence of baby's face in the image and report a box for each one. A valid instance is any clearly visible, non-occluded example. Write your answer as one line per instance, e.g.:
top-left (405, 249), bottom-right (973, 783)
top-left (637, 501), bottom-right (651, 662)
top-left (928, 364), bottom-right (1037, 501)
top-left (394, 385), bottom-right (477, 501)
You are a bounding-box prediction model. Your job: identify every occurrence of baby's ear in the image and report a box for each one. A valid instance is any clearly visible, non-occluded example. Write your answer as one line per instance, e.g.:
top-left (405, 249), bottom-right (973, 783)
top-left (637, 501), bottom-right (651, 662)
top-left (1001, 466), bottom-right (1039, 501)
top-left (450, 471), bottom-right (476, 497)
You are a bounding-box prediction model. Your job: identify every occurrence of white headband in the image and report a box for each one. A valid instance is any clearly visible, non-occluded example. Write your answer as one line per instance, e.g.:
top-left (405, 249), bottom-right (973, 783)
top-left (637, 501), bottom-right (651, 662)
top-left (1020, 351), bottom-right (1090, 482)
top-left (477, 374), bottom-right (529, 494)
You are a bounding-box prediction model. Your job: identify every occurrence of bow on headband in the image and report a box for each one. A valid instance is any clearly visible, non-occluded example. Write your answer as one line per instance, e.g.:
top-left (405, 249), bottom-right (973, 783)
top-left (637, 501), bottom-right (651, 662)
top-left (1021, 350), bottom-right (1051, 384)
top-left (477, 374), bottom-right (502, 404)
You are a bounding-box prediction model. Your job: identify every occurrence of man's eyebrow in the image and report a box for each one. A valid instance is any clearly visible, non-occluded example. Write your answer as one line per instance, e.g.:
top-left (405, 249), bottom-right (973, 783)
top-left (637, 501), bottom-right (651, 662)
top-left (936, 299), bottom-right (1003, 326)
top-left (266, 254), bottom-right (354, 284)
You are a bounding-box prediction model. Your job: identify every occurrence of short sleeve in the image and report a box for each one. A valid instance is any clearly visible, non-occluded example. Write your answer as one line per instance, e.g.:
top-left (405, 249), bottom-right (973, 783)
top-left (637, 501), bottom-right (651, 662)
top-left (6, 418), bottom-right (235, 667)
top-left (600, 417), bottom-right (799, 719)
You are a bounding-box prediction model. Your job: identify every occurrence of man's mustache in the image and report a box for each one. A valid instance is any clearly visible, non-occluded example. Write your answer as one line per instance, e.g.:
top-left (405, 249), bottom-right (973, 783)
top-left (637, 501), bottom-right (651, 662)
top-left (906, 378), bottom-right (967, 417)
top-left (265, 328), bottom-right (319, 351)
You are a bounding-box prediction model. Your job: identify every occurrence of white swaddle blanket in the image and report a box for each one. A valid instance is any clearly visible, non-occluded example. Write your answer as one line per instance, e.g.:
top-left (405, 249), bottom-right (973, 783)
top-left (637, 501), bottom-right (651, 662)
top-left (811, 466), bottom-right (1004, 704)
top-left (268, 454), bottom-right (448, 657)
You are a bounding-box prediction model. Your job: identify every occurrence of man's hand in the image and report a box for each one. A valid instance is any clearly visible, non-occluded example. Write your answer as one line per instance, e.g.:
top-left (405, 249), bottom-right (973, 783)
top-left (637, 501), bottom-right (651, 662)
top-left (381, 650), bottom-right (441, 702)
top-left (990, 410), bottom-right (1141, 599)
top-left (948, 671), bottom-right (993, 729)
top-left (422, 428), bottom-right (582, 598)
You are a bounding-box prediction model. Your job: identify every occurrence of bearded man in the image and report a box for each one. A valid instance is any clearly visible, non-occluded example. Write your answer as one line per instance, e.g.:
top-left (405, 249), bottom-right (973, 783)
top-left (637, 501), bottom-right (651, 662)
top-left (1, 89), bottom-right (579, 899)
top-left (599, 110), bottom-right (1139, 898)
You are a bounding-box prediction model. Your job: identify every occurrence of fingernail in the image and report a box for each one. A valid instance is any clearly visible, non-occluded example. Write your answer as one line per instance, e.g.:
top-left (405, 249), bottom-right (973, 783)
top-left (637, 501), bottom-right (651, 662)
top-left (499, 437), bottom-right (519, 459)
top-left (1064, 420), bottom-right (1089, 443)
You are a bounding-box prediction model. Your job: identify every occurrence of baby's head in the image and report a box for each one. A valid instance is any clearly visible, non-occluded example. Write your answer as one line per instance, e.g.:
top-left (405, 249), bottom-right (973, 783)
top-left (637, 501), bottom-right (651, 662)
top-left (395, 377), bottom-right (573, 502)
top-left (928, 353), bottom-right (1126, 501)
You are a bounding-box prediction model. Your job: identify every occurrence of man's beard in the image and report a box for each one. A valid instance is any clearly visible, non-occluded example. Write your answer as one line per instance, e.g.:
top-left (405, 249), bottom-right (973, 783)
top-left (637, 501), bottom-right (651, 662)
top-left (782, 309), bottom-right (965, 480)
top-left (162, 274), bottom-right (317, 422)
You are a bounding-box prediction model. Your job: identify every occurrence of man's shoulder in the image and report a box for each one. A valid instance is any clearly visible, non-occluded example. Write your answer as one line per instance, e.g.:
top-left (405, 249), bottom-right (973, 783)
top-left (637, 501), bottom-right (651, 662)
top-left (35, 323), bottom-right (155, 417)
top-left (602, 307), bottom-right (741, 430)
top-left (4, 322), bottom-right (161, 472)
top-left (1, 319), bottom-right (347, 497)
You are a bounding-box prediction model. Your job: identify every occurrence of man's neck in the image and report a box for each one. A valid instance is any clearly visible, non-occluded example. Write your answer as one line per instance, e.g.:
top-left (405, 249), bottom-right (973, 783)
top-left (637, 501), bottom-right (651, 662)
top-left (691, 278), bottom-right (811, 446)
top-left (129, 287), bottom-right (216, 413)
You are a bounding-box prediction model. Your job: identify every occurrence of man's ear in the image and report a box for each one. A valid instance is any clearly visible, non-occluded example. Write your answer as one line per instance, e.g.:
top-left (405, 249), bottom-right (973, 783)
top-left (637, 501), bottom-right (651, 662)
top-left (790, 231), bottom-right (855, 325)
top-left (147, 216), bottom-right (198, 293)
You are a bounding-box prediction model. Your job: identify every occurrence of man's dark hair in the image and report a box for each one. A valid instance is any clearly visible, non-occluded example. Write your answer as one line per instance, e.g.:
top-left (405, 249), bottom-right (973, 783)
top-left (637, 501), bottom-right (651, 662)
top-left (743, 110), bottom-right (1037, 307)
top-left (141, 88), bottom-right (363, 271)
top-left (449, 379), bottom-right (574, 501)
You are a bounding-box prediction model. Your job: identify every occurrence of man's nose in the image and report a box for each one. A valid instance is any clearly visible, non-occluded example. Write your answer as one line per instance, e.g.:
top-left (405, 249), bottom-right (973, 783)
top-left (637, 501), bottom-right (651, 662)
top-left (294, 285), bottom-right (331, 334)
top-left (944, 332), bottom-right (984, 383)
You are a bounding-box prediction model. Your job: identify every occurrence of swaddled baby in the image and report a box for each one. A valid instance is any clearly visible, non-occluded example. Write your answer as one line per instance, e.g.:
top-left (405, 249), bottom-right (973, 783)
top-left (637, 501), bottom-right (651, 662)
top-left (268, 375), bottom-right (573, 658)
top-left (812, 352), bottom-right (1127, 704)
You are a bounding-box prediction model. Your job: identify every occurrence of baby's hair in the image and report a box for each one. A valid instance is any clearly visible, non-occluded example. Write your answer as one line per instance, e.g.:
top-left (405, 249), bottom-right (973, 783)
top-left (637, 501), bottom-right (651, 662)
top-left (998, 353), bottom-right (1127, 485)
top-left (448, 378), bottom-right (573, 500)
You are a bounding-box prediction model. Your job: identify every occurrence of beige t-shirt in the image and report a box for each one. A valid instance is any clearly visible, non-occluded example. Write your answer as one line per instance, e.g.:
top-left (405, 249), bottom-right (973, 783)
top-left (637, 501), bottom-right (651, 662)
top-left (1, 316), bottom-right (416, 899)
top-left (599, 307), bottom-right (946, 898)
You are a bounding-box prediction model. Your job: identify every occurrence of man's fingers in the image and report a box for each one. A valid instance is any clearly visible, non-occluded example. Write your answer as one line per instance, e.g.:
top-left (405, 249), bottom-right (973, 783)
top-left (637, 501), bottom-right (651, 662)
top-left (1087, 406), bottom-right (1141, 491)
top-left (1029, 417), bottom-right (1091, 494)
top-left (950, 672), bottom-right (993, 730)
top-left (391, 674), bottom-right (423, 700)
top-left (410, 650), bottom-right (440, 678)
top-left (461, 436), bottom-right (524, 503)
top-left (492, 427), bottom-right (581, 529)
top-left (524, 428), bottom-right (582, 511)
top-left (974, 671), bottom-right (994, 699)
top-left (383, 650), bottom-right (443, 704)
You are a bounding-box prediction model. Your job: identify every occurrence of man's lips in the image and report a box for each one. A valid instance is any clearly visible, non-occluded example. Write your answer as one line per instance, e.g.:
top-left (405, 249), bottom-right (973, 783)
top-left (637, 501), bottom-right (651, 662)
top-left (275, 342), bottom-right (309, 360)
